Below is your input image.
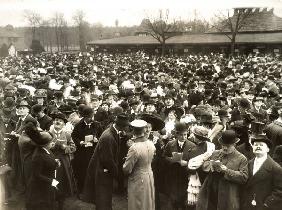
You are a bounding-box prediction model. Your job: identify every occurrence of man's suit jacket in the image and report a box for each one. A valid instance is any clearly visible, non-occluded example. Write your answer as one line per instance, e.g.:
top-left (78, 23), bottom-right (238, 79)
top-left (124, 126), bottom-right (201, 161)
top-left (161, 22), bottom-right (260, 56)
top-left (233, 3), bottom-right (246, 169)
top-left (241, 156), bottom-right (282, 210)
top-left (163, 139), bottom-right (196, 203)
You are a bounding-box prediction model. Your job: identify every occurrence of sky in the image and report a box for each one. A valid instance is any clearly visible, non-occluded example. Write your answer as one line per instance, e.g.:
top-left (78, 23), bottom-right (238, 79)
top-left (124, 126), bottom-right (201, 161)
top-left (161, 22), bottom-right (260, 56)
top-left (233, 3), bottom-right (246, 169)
top-left (0, 0), bottom-right (282, 27)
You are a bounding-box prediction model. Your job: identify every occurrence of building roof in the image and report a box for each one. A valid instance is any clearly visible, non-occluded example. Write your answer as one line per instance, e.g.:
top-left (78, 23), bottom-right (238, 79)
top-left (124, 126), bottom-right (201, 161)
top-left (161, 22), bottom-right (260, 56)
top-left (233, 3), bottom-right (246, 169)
top-left (209, 8), bottom-right (282, 33)
top-left (87, 32), bottom-right (282, 46)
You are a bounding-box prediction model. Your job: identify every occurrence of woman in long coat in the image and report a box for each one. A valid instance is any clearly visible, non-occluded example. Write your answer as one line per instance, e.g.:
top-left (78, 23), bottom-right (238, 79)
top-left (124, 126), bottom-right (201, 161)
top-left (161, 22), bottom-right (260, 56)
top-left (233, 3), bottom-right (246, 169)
top-left (49, 112), bottom-right (77, 209)
top-left (123, 120), bottom-right (156, 210)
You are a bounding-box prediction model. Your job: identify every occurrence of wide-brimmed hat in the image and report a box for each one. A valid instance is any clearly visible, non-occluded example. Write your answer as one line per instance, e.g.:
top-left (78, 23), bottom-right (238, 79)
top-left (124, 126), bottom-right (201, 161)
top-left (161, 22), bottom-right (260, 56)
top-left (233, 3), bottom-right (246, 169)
top-left (192, 126), bottom-right (210, 141)
top-left (51, 111), bottom-right (68, 123)
top-left (219, 130), bottom-right (240, 145)
top-left (251, 134), bottom-right (272, 149)
top-left (16, 100), bottom-right (30, 109)
top-left (167, 106), bottom-right (184, 119)
top-left (140, 113), bottom-right (165, 131)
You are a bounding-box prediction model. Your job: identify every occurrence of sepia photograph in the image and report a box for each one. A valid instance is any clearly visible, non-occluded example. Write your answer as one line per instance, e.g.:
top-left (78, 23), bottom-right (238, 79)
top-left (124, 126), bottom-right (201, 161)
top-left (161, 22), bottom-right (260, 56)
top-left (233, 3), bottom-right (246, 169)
top-left (1, 0), bottom-right (282, 209)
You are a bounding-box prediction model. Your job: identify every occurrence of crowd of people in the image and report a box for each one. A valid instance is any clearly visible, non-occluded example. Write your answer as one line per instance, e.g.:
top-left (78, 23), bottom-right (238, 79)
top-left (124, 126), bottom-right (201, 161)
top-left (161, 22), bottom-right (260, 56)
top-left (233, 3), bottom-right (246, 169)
top-left (0, 50), bottom-right (282, 210)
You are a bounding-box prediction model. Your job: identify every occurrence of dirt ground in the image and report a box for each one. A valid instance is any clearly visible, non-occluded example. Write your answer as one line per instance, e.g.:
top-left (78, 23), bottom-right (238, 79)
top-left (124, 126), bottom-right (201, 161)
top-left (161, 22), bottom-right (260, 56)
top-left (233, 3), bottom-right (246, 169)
top-left (2, 193), bottom-right (171, 210)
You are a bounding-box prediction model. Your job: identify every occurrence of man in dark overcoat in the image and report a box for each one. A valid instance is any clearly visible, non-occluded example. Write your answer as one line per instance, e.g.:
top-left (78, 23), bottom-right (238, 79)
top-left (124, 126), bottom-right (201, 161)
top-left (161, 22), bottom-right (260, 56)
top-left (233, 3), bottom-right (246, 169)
top-left (82, 114), bottom-right (129, 210)
top-left (163, 122), bottom-right (196, 210)
top-left (241, 134), bottom-right (282, 210)
top-left (71, 106), bottom-right (102, 194)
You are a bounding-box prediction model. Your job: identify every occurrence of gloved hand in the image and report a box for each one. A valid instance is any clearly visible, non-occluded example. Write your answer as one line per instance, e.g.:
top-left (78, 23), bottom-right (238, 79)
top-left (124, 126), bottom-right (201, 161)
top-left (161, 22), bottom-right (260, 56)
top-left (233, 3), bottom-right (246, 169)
top-left (51, 179), bottom-right (59, 187)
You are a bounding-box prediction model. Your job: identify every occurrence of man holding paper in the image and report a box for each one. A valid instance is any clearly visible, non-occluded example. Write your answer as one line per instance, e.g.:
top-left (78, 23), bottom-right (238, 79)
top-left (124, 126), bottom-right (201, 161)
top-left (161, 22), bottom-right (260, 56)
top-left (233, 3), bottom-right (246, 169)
top-left (196, 130), bottom-right (248, 210)
top-left (82, 114), bottom-right (129, 210)
top-left (71, 106), bottom-right (102, 194)
top-left (163, 122), bottom-right (196, 210)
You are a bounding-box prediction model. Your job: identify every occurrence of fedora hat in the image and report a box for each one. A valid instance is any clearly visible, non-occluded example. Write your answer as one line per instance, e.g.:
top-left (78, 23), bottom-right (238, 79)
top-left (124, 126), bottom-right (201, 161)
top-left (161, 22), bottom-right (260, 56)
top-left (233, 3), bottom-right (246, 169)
top-left (192, 126), bottom-right (210, 141)
top-left (140, 113), bottom-right (165, 131)
top-left (219, 130), bottom-right (240, 145)
top-left (251, 134), bottom-right (272, 149)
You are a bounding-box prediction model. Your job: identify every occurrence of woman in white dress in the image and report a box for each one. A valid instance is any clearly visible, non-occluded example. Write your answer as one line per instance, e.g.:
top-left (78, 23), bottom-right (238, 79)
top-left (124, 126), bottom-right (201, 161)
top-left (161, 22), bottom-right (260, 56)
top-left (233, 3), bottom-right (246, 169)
top-left (123, 120), bottom-right (156, 210)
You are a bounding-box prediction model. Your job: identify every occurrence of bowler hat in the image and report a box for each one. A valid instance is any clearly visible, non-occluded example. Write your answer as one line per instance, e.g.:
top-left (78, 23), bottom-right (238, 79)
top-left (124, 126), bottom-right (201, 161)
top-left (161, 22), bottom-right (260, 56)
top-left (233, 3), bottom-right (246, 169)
top-left (251, 134), bottom-right (272, 149)
top-left (140, 113), bottom-right (165, 131)
top-left (219, 130), bottom-right (240, 145)
top-left (174, 122), bottom-right (187, 133)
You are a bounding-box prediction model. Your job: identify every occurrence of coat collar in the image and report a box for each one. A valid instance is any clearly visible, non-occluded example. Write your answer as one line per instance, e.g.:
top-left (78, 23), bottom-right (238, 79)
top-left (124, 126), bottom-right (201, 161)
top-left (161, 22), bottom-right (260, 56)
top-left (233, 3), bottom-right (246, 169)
top-left (247, 156), bottom-right (273, 188)
top-left (109, 125), bottom-right (119, 140)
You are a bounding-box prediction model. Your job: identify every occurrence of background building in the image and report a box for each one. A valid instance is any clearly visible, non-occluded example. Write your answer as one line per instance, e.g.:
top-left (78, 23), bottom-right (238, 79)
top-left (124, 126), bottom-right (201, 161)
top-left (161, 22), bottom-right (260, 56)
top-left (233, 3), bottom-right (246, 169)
top-left (87, 8), bottom-right (282, 54)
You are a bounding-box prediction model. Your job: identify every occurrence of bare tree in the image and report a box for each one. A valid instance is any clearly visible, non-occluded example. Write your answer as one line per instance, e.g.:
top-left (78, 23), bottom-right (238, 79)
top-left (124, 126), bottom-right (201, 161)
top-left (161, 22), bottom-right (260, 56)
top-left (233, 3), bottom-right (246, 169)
top-left (51, 12), bottom-right (66, 52)
top-left (23, 10), bottom-right (42, 40)
top-left (212, 8), bottom-right (252, 55)
top-left (73, 10), bottom-right (88, 51)
top-left (142, 9), bottom-right (179, 56)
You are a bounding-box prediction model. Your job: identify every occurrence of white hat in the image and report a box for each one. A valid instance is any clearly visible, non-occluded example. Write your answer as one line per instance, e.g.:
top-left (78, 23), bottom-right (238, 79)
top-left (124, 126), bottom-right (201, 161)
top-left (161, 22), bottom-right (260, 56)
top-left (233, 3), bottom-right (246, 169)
top-left (130, 120), bottom-right (147, 128)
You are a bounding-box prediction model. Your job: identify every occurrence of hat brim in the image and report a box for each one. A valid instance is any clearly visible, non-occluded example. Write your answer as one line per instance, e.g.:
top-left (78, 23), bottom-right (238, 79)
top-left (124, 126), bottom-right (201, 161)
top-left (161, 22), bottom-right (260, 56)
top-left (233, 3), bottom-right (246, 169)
top-left (193, 133), bottom-right (210, 141)
top-left (250, 137), bottom-right (273, 149)
top-left (16, 105), bottom-right (30, 109)
top-left (140, 113), bottom-right (165, 131)
top-left (218, 137), bottom-right (240, 145)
